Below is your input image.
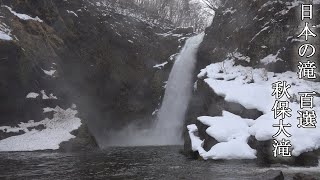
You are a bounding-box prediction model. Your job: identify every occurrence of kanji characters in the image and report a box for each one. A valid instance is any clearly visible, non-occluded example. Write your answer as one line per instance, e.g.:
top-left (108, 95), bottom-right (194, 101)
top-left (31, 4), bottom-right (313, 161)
top-left (296, 3), bottom-right (318, 130)
top-left (298, 61), bottom-right (317, 79)
top-left (272, 100), bottom-right (292, 119)
top-left (273, 139), bottom-right (292, 157)
top-left (271, 3), bottom-right (319, 159)
top-left (299, 92), bottom-right (316, 109)
top-left (301, 4), bottom-right (313, 20)
top-left (297, 110), bottom-right (317, 128)
top-left (272, 81), bottom-right (291, 99)
top-left (297, 22), bottom-right (317, 41)
top-left (298, 44), bottom-right (315, 58)
top-left (272, 119), bottom-right (292, 138)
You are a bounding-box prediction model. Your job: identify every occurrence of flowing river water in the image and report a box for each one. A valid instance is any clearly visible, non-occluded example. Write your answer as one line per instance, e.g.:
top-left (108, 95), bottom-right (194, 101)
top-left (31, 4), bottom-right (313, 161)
top-left (0, 146), bottom-right (319, 180)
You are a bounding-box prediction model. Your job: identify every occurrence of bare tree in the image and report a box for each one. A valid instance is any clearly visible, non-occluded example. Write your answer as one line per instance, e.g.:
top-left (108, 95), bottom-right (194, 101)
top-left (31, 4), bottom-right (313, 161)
top-left (201, 0), bottom-right (219, 11)
top-left (201, 0), bottom-right (230, 12)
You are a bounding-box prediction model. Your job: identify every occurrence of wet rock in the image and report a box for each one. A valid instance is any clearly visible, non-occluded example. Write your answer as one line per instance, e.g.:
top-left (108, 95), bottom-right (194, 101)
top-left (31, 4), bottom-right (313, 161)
top-left (223, 101), bottom-right (263, 120)
top-left (59, 123), bottom-right (98, 152)
top-left (255, 170), bottom-right (284, 180)
top-left (293, 173), bottom-right (318, 180)
top-left (184, 78), bottom-right (263, 155)
top-left (248, 136), bottom-right (318, 167)
top-left (171, 27), bottom-right (194, 34)
top-left (27, 124), bottom-right (45, 132)
top-left (184, 80), bottom-right (223, 155)
top-left (294, 151), bottom-right (319, 167)
top-left (0, 129), bottom-right (25, 140)
top-left (196, 122), bottom-right (218, 152)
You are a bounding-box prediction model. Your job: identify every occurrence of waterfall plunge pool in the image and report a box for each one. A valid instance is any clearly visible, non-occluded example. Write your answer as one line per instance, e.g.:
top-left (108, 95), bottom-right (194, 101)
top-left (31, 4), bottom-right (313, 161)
top-left (0, 146), bottom-right (319, 179)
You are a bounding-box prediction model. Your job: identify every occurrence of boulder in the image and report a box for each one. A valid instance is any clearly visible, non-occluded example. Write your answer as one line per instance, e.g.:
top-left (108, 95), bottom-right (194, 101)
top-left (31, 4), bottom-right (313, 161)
top-left (293, 173), bottom-right (318, 180)
top-left (59, 123), bottom-right (98, 152)
top-left (255, 170), bottom-right (284, 180)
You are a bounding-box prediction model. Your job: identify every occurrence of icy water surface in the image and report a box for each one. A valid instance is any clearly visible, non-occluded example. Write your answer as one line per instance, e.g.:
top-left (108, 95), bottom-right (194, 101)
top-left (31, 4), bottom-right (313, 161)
top-left (0, 146), bottom-right (319, 179)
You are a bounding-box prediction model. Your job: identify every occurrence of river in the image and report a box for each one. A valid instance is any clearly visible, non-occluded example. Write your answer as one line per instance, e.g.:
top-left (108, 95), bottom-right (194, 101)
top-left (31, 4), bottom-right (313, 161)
top-left (0, 146), bottom-right (319, 179)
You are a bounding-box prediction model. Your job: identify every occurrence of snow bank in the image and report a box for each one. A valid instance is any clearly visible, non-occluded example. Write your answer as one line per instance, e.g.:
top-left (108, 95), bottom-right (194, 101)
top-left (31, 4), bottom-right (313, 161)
top-left (0, 23), bottom-right (12, 41)
top-left (0, 31), bottom-right (12, 40)
top-left (155, 32), bottom-right (183, 37)
top-left (260, 51), bottom-right (283, 65)
top-left (3, 6), bottom-right (43, 22)
top-left (189, 111), bottom-right (256, 160)
top-left (230, 51), bottom-right (250, 63)
top-left (26, 92), bottom-right (39, 99)
top-left (198, 111), bottom-right (253, 142)
top-left (0, 107), bottom-right (82, 151)
top-left (188, 112), bottom-right (257, 160)
top-left (203, 139), bottom-right (257, 160)
top-left (67, 10), bottom-right (78, 17)
top-left (42, 69), bottom-right (56, 76)
top-left (192, 59), bottom-right (320, 157)
top-left (198, 59), bottom-right (274, 113)
top-left (153, 62), bottom-right (168, 69)
top-left (41, 90), bottom-right (58, 99)
top-left (187, 124), bottom-right (206, 154)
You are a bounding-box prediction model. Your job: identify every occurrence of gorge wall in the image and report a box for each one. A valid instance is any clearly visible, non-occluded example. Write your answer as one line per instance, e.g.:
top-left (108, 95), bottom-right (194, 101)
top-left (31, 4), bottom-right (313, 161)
top-left (185, 0), bottom-right (320, 166)
top-left (0, 0), bottom-right (193, 150)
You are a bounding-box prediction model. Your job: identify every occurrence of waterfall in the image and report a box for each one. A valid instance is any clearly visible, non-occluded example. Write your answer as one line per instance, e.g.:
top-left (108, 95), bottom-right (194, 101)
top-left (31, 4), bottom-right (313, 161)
top-left (104, 33), bottom-right (204, 146)
top-left (153, 33), bottom-right (205, 145)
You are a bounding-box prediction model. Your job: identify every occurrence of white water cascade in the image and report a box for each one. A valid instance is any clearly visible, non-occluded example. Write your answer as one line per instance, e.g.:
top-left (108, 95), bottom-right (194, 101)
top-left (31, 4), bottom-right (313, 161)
top-left (105, 33), bottom-right (205, 146)
top-left (153, 33), bottom-right (205, 145)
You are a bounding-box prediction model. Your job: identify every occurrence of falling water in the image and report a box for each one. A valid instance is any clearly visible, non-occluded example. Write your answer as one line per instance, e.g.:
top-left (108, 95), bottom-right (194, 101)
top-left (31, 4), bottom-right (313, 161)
top-left (153, 33), bottom-right (205, 145)
top-left (104, 33), bottom-right (204, 146)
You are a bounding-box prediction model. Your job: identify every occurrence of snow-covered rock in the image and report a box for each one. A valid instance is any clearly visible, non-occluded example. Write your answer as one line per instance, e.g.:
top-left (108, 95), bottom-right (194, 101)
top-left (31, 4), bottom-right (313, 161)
top-left (0, 23), bottom-right (12, 41)
top-left (40, 90), bottom-right (58, 100)
top-left (0, 107), bottom-right (81, 151)
top-left (26, 92), bottom-right (39, 99)
top-left (3, 6), bottom-right (43, 22)
top-left (188, 58), bottom-right (320, 161)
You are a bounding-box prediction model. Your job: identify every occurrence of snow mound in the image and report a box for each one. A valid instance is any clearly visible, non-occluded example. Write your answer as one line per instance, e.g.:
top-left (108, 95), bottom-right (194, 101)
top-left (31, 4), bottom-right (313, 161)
top-left (188, 112), bottom-right (257, 160)
top-left (202, 139), bottom-right (257, 160)
top-left (0, 106), bottom-right (82, 151)
top-left (198, 111), bottom-right (253, 142)
top-left (26, 92), bottom-right (39, 99)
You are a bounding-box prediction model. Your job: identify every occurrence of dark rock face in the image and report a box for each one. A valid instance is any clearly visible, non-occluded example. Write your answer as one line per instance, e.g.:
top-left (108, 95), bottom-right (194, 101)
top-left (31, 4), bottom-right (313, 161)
top-left (255, 170), bottom-right (284, 180)
top-left (0, 0), bottom-right (189, 149)
top-left (293, 173), bottom-right (318, 180)
top-left (198, 0), bottom-right (320, 73)
top-left (294, 151), bottom-right (320, 167)
top-left (0, 129), bottom-right (25, 140)
top-left (184, 78), bottom-right (263, 156)
top-left (59, 124), bottom-right (98, 152)
top-left (248, 137), bottom-right (319, 167)
top-left (184, 79), bottom-right (222, 155)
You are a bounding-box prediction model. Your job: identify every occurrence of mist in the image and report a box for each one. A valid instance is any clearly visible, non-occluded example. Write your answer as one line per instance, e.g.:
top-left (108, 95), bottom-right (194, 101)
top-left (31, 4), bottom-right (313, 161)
top-left (102, 33), bottom-right (205, 147)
